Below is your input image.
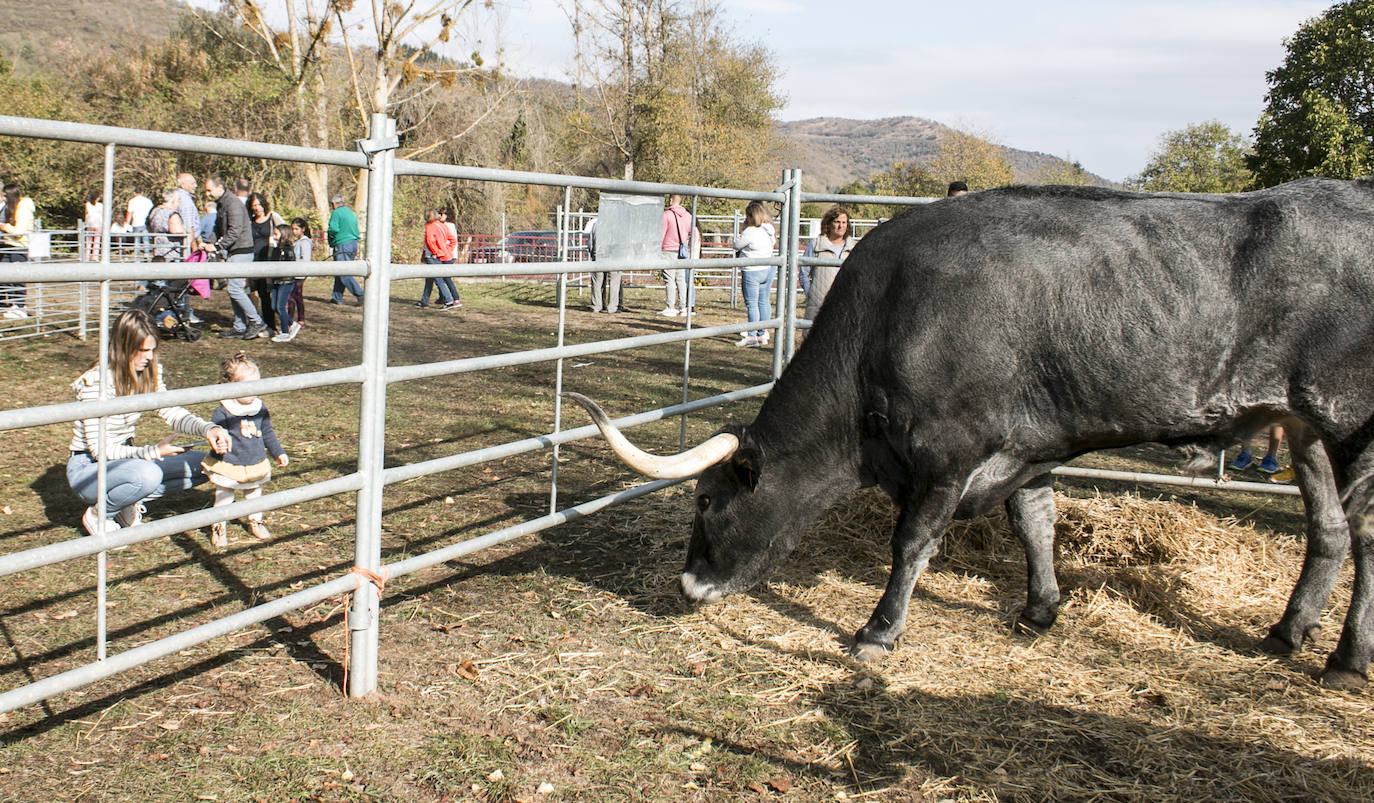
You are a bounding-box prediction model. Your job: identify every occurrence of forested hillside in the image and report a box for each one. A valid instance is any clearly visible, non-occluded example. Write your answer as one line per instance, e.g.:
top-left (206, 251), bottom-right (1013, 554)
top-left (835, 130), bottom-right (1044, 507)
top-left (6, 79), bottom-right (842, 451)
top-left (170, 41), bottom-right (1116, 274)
top-left (779, 117), bottom-right (1110, 190)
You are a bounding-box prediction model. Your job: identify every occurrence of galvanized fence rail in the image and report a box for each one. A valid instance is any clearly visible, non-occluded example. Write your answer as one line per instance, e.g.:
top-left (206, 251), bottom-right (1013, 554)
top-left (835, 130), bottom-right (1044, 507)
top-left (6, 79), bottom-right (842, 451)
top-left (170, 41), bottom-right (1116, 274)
top-left (0, 114), bottom-right (1298, 716)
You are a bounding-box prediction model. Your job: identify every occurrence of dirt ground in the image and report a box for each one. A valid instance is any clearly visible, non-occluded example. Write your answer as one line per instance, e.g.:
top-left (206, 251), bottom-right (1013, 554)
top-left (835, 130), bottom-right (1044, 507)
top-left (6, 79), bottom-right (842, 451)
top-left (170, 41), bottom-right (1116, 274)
top-left (0, 279), bottom-right (1369, 802)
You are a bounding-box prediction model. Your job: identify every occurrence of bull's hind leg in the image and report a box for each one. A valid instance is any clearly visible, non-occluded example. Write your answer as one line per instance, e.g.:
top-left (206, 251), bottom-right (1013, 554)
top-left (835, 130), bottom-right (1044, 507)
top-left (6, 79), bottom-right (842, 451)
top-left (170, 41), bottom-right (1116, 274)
top-left (1006, 476), bottom-right (1061, 634)
top-left (851, 484), bottom-right (961, 661)
top-left (1259, 427), bottom-right (1349, 655)
top-left (1320, 447), bottom-right (1374, 690)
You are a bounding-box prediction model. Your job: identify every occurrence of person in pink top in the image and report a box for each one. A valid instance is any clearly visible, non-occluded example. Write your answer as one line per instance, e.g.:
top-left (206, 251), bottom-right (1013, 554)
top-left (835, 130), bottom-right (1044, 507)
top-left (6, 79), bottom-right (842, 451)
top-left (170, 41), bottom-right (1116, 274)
top-left (417, 208), bottom-right (461, 310)
top-left (659, 194), bottom-right (696, 316)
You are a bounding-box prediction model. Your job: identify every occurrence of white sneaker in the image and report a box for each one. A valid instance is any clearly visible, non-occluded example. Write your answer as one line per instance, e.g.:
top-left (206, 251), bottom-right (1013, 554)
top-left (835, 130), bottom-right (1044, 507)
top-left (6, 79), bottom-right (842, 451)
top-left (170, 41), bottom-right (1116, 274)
top-left (756, 333), bottom-right (770, 347)
top-left (676, 308), bottom-right (690, 317)
top-left (288, 321), bottom-right (302, 339)
top-left (1, 308), bottom-right (26, 319)
top-left (114, 502), bottom-right (146, 528)
top-left (82, 506), bottom-right (121, 536)
top-left (735, 334), bottom-right (757, 347)
top-left (658, 307), bottom-right (677, 317)
top-left (271, 331), bottom-right (292, 342)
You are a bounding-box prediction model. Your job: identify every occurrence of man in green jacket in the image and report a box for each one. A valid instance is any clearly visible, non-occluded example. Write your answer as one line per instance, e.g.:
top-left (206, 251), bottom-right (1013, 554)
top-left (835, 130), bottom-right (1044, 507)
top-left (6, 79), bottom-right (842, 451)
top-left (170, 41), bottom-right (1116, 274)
top-left (327, 194), bottom-right (364, 304)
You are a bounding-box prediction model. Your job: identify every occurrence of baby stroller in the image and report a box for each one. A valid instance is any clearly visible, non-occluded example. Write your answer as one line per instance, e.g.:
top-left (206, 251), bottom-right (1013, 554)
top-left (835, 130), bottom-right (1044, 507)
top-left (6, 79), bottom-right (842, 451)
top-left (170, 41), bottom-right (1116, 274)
top-left (130, 279), bottom-right (204, 342)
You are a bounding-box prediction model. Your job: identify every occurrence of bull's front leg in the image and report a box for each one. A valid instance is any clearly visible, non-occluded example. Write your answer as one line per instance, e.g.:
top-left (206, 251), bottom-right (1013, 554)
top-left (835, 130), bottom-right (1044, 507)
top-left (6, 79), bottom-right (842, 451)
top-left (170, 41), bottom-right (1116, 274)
top-left (1006, 475), bottom-right (1061, 634)
top-left (1258, 429), bottom-right (1349, 655)
top-left (851, 485), bottom-right (960, 661)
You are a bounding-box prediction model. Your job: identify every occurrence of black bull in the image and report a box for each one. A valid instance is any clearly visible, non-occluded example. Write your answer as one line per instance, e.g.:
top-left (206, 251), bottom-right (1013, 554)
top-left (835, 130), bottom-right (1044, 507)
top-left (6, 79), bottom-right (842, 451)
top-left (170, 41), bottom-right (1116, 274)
top-left (567, 178), bottom-right (1374, 689)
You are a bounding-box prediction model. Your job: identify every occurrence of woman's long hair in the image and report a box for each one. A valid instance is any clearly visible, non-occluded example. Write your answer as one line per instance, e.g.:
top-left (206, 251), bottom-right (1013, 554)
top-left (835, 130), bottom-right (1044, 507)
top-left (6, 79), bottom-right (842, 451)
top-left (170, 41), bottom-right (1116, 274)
top-left (2, 184), bottom-right (18, 226)
top-left (744, 201), bottom-right (771, 229)
top-left (96, 309), bottom-right (160, 396)
top-left (246, 192), bottom-right (270, 220)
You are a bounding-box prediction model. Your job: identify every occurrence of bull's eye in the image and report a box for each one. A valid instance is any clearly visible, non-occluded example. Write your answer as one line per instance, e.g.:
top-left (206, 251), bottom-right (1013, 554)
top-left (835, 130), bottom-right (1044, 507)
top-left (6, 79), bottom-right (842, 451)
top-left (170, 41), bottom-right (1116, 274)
top-left (697, 494), bottom-right (710, 512)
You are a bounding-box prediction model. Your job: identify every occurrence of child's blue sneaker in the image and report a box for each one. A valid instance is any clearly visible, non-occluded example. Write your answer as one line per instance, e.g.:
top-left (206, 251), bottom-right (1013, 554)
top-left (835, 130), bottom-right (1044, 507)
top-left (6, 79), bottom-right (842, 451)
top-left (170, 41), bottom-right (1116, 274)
top-left (1257, 454), bottom-right (1281, 474)
top-left (1228, 447), bottom-right (1253, 471)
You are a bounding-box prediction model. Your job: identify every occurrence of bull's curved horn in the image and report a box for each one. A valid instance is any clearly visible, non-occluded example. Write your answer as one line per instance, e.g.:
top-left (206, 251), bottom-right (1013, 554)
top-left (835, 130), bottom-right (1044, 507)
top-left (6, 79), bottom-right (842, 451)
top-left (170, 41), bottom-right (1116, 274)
top-left (562, 392), bottom-right (739, 479)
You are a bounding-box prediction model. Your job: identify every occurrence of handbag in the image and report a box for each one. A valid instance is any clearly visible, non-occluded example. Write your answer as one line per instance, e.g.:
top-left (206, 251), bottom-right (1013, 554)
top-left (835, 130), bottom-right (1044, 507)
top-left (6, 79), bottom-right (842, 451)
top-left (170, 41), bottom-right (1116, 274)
top-left (674, 211), bottom-right (691, 259)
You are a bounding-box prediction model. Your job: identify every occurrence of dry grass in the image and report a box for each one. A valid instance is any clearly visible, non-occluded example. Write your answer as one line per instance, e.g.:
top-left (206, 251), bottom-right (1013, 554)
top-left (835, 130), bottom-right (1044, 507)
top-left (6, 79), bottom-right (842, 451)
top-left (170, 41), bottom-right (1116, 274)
top-left (0, 280), bottom-right (1371, 801)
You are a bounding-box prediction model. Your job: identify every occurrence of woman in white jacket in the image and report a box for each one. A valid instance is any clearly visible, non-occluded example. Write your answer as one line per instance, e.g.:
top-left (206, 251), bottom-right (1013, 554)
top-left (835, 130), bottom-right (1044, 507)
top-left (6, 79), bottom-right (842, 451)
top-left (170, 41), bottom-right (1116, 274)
top-left (731, 201), bottom-right (777, 347)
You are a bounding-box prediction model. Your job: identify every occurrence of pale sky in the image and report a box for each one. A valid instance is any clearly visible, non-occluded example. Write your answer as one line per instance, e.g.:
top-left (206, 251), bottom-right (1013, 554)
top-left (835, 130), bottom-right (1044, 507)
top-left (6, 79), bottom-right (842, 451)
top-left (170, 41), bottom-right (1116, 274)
top-left (498, 0), bottom-right (1333, 183)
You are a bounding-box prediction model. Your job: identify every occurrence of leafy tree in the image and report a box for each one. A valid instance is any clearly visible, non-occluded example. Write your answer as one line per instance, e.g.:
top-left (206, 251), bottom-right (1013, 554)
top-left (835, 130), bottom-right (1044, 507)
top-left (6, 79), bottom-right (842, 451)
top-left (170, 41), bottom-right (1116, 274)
top-left (566, 0), bottom-right (783, 195)
top-left (0, 48), bottom-right (95, 223)
top-left (928, 128), bottom-right (1013, 191)
top-left (1127, 121), bottom-right (1253, 192)
top-left (1034, 156), bottom-right (1095, 186)
top-left (1249, 0), bottom-right (1374, 186)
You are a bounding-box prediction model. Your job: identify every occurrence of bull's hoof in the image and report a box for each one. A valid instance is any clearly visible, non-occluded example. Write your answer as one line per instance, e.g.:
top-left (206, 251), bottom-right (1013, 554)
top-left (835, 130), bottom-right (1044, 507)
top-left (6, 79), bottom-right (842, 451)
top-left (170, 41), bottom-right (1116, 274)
top-left (1256, 635), bottom-right (1298, 656)
top-left (1014, 611), bottom-right (1056, 636)
top-left (1318, 667), bottom-right (1368, 691)
top-left (848, 640), bottom-right (893, 663)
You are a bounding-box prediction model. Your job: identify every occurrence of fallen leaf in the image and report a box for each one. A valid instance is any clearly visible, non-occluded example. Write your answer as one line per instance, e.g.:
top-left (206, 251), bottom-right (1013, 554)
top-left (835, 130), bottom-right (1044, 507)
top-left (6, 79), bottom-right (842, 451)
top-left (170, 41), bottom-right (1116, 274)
top-left (159, 721), bottom-right (181, 730)
top-left (487, 768), bottom-right (504, 782)
top-left (1, 505), bottom-right (12, 515)
top-left (768, 778), bottom-right (792, 793)
top-left (53, 610), bottom-right (79, 620)
top-left (454, 660), bottom-right (479, 681)
top-left (537, 782), bottom-right (555, 795)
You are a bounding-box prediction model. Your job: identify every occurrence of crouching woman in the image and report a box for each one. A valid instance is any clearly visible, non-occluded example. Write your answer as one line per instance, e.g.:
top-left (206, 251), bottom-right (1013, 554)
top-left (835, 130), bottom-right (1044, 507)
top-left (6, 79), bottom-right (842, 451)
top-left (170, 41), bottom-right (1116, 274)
top-left (67, 309), bottom-right (231, 535)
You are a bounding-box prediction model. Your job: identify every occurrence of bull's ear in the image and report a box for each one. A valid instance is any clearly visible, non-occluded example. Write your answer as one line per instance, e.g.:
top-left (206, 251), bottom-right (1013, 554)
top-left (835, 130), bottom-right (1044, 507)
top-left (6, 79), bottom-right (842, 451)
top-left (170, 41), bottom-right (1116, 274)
top-left (730, 450), bottom-right (760, 491)
top-left (728, 426), bottom-right (761, 491)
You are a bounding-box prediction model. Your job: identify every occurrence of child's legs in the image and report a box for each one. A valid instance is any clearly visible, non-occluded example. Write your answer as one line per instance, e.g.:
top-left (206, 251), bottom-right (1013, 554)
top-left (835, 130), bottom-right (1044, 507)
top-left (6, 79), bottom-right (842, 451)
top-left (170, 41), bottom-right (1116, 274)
top-left (289, 280), bottom-right (305, 323)
top-left (243, 484), bottom-right (264, 522)
top-left (272, 283), bottom-right (294, 330)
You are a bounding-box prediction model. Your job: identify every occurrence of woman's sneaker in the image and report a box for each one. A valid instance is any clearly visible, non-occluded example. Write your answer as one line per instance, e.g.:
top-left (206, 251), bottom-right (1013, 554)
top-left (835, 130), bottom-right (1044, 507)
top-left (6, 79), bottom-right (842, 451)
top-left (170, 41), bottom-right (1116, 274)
top-left (114, 502), bottom-right (145, 528)
top-left (1257, 454), bottom-right (1281, 474)
top-left (82, 506), bottom-right (121, 535)
top-left (735, 334), bottom-right (757, 347)
top-left (288, 321), bottom-right (302, 339)
top-left (1227, 448), bottom-right (1253, 471)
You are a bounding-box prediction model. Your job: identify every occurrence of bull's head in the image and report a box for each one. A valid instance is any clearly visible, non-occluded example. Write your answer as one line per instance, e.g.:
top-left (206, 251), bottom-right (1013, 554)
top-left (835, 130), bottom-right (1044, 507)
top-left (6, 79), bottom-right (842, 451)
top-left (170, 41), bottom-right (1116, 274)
top-left (563, 393), bottom-right (807, 605)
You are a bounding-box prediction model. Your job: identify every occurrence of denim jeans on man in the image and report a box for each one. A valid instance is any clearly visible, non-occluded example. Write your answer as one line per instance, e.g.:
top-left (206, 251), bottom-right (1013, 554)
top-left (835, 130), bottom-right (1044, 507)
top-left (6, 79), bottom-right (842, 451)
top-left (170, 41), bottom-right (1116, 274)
top-left (225, 253), bottom-right (263, 332)
top-left (742, 266), bottom-right (776, 338)
top-left (67, 450), bottom-right (209, 512)
top-left (331, 241), bottom-right (364, 302)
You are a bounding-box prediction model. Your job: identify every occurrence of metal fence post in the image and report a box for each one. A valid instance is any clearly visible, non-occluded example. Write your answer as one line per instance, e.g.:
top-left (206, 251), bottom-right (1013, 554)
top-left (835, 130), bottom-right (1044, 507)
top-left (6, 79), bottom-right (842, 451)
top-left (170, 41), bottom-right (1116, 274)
top-left (778, 169), bottom-right (802, 372)
top-left (348, 114), bottom-right (398, 698)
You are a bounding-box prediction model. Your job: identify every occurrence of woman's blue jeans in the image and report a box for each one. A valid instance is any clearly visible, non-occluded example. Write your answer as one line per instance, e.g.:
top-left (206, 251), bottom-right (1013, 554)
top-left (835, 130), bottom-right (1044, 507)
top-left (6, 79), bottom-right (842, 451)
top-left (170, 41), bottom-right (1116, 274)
top-left (742, 267), bottom-right (776, 337)
top-left (67, 450), bottom-right (209, 512)
top-left (420, 256), bottom-right (458, 305)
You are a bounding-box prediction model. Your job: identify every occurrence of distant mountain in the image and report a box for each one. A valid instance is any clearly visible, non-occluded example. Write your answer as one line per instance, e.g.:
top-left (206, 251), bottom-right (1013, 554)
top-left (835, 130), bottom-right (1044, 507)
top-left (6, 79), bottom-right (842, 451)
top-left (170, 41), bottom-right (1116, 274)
top-left (777, 116), bottom-right (1112, 191)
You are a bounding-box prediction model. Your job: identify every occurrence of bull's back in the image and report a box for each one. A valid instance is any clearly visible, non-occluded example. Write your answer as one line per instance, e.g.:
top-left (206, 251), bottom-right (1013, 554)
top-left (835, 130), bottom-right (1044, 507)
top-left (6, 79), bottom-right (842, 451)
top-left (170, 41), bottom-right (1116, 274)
top-left (815, 179), bottom-right (1374, 453)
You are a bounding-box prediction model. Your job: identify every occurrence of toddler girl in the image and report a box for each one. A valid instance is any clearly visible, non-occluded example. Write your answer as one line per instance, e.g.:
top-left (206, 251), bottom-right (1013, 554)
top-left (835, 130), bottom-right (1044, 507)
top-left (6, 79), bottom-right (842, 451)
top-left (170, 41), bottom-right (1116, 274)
top-left (202, 352), bottom-right (288, 546)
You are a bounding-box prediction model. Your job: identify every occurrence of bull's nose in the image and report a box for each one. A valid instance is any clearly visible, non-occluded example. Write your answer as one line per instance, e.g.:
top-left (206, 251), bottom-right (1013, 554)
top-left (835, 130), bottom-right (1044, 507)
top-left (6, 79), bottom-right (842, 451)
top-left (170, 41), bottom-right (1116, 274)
top-left (679, 571), bottom-right (723, 604)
